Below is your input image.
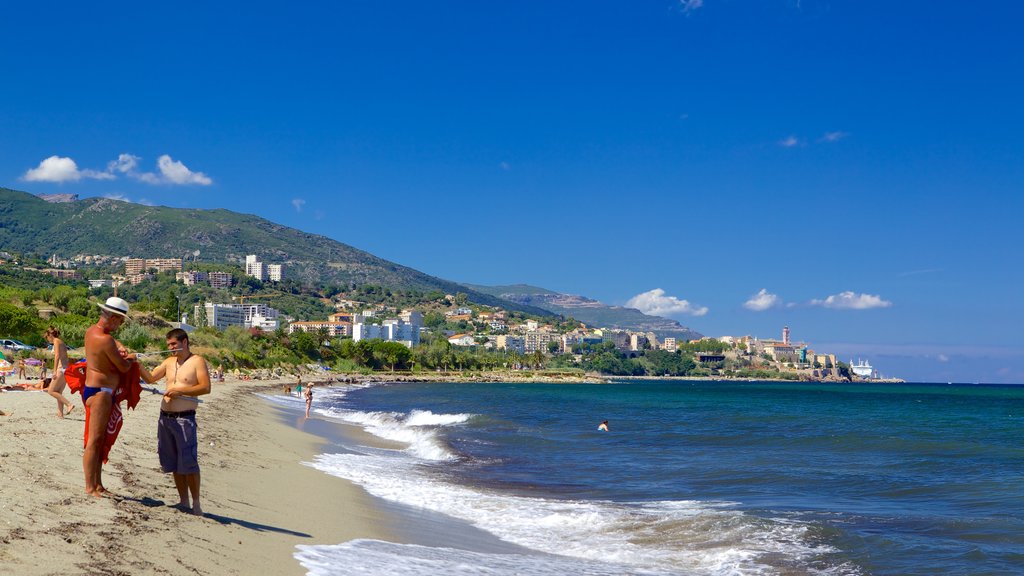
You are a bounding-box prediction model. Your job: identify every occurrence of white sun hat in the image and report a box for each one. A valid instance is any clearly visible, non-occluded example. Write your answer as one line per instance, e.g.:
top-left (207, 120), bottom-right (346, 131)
top-left (97, 296), bottom-right (130, 318)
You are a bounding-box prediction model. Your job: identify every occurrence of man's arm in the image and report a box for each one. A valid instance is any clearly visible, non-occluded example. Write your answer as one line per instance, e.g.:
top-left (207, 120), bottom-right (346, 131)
top-left (139, 359), bottom-right (168, 384)
top-left (102, 336), bottom-right (135, 373)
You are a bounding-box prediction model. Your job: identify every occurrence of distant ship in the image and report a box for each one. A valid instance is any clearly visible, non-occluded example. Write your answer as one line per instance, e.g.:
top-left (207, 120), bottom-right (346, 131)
top-left (851, 359), bottom-right (874, 378)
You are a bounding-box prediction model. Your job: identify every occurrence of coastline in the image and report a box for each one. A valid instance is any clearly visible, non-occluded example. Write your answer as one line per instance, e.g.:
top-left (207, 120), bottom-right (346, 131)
top-left (0, 376), bottom-right (395, 575)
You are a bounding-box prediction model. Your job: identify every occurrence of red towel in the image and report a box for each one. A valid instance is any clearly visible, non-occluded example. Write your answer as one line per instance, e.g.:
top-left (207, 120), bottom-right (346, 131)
top-left (65, 361), bottom-right (142, 463)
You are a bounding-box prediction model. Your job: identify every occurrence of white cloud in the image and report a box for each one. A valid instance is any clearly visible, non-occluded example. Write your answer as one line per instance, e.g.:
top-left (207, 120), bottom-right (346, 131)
top-left (291, 198), bottom-right (306, 212)
top-left (820, 131), bottom-right (849, 143)
top-left (23, 152), bottom-right (211, 186)
top-left (809, 291), bottom-right (892, 310)
top-left (107, 153), bottom-right (140, 174)
top-left (153, 154), bottom-right (212, 185)
top-left (744, 289), bottom-right (781, 311)
top-left (103, 193), bottom-right (131, 202)
top-left (779, 135), bottom-right (801, 148)
top-left (22, 155), bottom-right (114, 183)
top-left (626, 288), bottom-right (708, 317)
top-left (680, 0), bottom-right (704, 13)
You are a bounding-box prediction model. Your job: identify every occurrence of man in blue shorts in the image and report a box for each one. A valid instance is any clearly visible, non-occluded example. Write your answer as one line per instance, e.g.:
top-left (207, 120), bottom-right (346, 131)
top-left (140, 328), bottom-right (211, 515)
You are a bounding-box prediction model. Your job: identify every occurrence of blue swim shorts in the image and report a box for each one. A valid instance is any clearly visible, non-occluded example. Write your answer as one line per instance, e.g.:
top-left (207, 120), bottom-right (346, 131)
top-left (157, 411), bottom-right (200, 475)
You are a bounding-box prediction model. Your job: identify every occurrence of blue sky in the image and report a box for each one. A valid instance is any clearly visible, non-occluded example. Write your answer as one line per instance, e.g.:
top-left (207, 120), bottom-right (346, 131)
top-left (2, 1), bottom-right (1022, 383)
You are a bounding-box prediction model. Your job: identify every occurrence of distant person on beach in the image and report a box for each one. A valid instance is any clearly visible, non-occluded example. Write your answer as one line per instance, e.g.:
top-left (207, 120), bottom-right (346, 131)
top-left (296, 375), bottom-right (302, 395)
top-left (83, 297), bottom-right (136, 497)
top-left (17, 358), bottom-right (27, 381)
top-left (43, 327), bottom-right (74, 418)
top-left (304, 383), bottom-right (314, 418)
top-left (598, 420), bottom-right (609, 432)
top-left (140, 328), bottom-right (211, 516)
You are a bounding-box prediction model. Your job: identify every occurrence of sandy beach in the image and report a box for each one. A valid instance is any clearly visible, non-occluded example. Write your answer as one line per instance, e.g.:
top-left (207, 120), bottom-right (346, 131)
top-left (0, 375), bottom-right (396, 576)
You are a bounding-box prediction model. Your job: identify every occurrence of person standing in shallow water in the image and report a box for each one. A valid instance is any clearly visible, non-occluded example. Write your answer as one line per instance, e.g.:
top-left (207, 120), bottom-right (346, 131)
top-left (140, 328), bottom-right (211, 515)
top-left (43, 327), bottom-right (74, 418)
top-left (304, 383), bottom-right (314, 418)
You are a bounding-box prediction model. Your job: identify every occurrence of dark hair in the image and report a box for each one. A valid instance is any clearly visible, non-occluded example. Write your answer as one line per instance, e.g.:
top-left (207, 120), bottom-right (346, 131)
top-left (44, 326), bottom-right (60, 338)
top-left (166, 328), bottom-right (189, 343)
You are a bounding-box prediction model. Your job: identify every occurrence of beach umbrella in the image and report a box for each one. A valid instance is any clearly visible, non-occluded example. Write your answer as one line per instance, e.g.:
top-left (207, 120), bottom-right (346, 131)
top-left (0, 359), bottom-right (11, 371)
top-left (24, 358), bottom-right (42, 366)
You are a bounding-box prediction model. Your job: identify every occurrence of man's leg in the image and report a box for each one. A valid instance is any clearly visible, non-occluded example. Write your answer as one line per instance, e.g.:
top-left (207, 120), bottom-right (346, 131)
top-left (172, 473), bottom-right (190, 508)
top-left (184, 472), bottom-right (202, 515)
top-left (83, 393), bottom-right (112, 496)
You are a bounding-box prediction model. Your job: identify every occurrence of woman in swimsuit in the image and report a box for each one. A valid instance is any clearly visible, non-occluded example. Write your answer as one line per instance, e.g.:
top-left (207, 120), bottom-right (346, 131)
top-left (44, 327), bottom-right (75, 418)
top-left (304, 383), bottom-right (313, 418)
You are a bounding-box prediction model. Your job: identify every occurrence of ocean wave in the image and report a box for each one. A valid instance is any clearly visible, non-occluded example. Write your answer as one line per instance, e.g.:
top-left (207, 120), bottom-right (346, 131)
top-left (296, 539), bottom-right (674, 576)
top-left (305, 448), bottom-right (856, 575)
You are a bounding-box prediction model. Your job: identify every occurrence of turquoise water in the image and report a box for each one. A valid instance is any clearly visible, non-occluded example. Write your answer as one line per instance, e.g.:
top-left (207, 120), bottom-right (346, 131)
top-left (301, 381), bottom-right (1024, 575)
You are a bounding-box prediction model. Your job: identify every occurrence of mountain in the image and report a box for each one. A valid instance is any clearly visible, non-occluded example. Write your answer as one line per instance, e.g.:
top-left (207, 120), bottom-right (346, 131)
top-left (464, 284), bottom-right (704, 340)
top-left (0, 187), bottom-right (551, 314)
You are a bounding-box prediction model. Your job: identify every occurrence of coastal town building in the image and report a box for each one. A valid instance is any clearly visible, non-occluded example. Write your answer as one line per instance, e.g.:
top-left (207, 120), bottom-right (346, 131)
top-left (524, 331), bottom-right (559, 354)
top-left (126, 258), bottom-right (182, 275)
top-left (493, 335), bottom-right (525, 353)
top-left (245, 255), bottom-right (266, 281)
top-left (288, 320), bottom-right (350, 337)
top-left (39, 268), bottom-right (80, 280)
top-left (193, 302), bottom-right (281, 331)
top-left (663, 337), bottom-right (677, 352)
top-left (350, 310), bottom-right (422, 348)
top-left (630, 333), bottom-right (648, 352)
top-left (353, 320), bottom-right (420, 347)
top-left (245, 255), bottom-right (285, 282)
top-left (447, 333), bottom-right (475, 347)
top-left (176, 271), bottom-right (209, 286)
top-left (208, 272), bottom-right (233, 289)
top-left (399, 310), bottom-right (424, 326)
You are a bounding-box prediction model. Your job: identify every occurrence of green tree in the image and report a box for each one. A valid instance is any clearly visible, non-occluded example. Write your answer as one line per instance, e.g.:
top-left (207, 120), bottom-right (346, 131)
top-left (374, 341), bottom-right (412, 371)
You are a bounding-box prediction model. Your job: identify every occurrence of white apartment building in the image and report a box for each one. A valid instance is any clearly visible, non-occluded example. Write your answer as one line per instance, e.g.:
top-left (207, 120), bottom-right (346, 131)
top-left (352, 319), bottom-right (420, 347)
top-left (663, 337), bottom-right (677, 352)
top-left (242, 304), bottom-right (279, 329)
top-left (193, 302), bottom-right (280, 330)
top-left (399, 310), bottom-right (424, 327)
top-left (194, 303), bottom-right (246, 330)
top-left (245, 255), bottom-right (266, 281)
top-left (267, 264), bottom-right (284, 282)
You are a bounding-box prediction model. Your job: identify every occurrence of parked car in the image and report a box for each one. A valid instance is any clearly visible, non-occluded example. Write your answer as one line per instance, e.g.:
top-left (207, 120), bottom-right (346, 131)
top-left (0, 338), bottom-right (37, 351)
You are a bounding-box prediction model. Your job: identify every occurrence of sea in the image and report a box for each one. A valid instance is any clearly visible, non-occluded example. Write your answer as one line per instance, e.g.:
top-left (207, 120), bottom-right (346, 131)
top-left (267, 380), bottom-right (1024, 575)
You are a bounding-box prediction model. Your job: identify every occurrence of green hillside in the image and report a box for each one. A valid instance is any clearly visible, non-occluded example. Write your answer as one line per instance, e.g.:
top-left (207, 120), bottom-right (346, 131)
top-left (0, 187), bottom-right (547, 314)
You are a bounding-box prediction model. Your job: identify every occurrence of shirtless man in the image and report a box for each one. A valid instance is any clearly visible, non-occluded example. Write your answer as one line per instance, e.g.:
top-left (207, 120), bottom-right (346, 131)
top-left (140, 328), bottom-right (211, 515)
top-left (83, 297), bottom-right (136, 497)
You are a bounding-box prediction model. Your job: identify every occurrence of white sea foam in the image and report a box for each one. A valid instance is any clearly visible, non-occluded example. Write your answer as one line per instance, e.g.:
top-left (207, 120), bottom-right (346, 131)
top-left (261, 387), bottom-right (472, 461)
top-left (296, 539), bottom-right (673, 576)
top-left (305, 447), bottom-right (854, 575)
